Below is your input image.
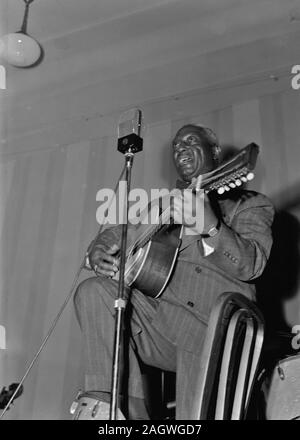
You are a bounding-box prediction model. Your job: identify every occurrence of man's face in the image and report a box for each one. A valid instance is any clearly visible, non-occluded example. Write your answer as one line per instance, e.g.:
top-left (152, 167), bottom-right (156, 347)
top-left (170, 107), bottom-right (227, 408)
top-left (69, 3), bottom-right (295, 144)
top-left (172, 125), bottom-right (216, 182)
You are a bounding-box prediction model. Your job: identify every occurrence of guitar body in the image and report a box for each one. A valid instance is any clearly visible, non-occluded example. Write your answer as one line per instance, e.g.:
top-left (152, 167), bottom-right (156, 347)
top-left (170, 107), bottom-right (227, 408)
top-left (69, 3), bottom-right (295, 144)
top-left (124, 224), bottom-right (182, 298)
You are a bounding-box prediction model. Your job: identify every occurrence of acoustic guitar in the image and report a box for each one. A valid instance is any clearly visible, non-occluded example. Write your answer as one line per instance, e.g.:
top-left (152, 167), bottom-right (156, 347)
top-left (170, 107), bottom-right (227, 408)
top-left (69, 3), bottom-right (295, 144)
top-left (113, 143), bottom-right (259, 298)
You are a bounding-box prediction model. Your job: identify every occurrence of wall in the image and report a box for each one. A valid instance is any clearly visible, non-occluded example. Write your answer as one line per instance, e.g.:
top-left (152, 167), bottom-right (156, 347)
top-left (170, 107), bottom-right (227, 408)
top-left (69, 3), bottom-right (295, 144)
top-left (0, 74), bottom-right (299, 419)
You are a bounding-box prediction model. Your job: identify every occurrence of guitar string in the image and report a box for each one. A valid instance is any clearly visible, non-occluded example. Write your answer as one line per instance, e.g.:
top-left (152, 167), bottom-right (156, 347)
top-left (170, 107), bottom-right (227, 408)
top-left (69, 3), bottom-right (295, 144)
top-left (126, 180), bottom-right (196, 255)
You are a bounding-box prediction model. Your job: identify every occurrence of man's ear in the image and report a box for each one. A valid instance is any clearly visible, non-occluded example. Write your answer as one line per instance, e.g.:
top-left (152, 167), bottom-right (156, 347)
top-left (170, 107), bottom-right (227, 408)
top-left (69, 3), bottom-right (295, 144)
top-left (213, 145), bottom-right (221, 165)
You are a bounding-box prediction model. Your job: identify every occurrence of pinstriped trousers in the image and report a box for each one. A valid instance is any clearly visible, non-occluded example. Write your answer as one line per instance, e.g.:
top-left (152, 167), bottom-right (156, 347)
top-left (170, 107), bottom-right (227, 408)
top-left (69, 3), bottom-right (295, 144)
top-left (74, 275), bottom-right (207, 420)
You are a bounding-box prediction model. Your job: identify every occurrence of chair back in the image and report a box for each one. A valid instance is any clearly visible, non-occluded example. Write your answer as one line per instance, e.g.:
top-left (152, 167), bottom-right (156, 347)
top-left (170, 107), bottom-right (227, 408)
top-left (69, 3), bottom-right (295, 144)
top-left (191, 292), bottom-right (264, 420)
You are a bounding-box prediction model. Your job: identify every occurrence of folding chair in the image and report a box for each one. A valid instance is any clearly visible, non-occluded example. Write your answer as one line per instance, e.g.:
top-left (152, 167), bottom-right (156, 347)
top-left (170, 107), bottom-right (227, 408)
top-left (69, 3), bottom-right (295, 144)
top-left (191, 292), bottom-right (264, 420)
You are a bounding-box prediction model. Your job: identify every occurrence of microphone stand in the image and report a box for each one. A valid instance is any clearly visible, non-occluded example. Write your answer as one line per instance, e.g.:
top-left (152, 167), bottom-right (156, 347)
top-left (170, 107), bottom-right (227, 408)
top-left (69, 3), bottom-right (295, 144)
top-left (110, 129), bottom-right (143, 420)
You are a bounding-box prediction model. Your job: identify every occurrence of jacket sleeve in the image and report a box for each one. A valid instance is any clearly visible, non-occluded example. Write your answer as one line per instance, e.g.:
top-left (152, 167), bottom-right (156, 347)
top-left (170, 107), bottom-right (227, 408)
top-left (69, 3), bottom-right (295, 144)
top-left (204, 193), bottom-right (275, 281)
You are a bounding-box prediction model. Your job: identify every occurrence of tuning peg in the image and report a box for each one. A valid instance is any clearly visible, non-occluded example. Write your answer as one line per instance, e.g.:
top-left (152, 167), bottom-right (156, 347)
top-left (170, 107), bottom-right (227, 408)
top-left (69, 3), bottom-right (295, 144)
top-left (217, 187), bottom-right (225, 194)
top-left (235, 179), bottom-right (242, 186)
top-left (241, 176), bottom-right (248, 183)
top-left (229, 183), bottom-right (236, 188)
top-left (224, 185), bottom-right (230, 191)
top-left (246, 172), bottom-right (254, 181)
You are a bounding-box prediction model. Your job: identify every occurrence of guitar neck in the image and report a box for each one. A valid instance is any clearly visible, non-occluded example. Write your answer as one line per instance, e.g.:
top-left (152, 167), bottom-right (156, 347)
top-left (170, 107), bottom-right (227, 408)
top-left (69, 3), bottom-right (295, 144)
top-left (127, 207), bottom-right (173, 256)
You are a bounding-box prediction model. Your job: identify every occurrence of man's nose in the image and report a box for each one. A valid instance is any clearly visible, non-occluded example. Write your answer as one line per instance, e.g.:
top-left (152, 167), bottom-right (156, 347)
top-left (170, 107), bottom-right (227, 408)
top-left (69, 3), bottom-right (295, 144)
top-left (174, 141), bottom-right (188, 151)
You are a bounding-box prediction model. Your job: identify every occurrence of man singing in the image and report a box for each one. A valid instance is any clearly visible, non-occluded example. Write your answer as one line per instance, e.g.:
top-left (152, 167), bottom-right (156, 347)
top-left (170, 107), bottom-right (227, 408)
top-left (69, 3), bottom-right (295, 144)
top-left (72, 124), bottom-right (274, 420)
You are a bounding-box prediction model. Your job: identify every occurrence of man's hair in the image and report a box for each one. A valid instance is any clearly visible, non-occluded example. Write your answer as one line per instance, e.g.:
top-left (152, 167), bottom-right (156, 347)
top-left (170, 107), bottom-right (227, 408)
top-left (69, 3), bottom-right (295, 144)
top-left (177, 124), bottom-right (221, 167)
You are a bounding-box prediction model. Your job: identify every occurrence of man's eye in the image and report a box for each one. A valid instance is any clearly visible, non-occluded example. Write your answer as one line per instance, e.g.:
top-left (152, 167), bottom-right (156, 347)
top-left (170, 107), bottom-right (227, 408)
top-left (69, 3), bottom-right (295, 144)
top-left (188, 136), bottom-right (197, 143)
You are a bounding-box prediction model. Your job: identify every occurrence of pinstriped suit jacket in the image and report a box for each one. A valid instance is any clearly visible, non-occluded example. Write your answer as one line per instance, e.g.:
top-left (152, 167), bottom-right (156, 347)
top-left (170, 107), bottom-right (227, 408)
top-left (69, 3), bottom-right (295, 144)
top-left (90, 189), bottom-right (274, 351)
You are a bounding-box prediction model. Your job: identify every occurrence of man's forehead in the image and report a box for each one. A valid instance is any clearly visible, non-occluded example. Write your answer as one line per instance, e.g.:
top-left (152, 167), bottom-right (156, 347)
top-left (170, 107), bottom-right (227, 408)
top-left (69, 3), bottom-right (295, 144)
top-left (173, 125), bottom-right (201, 141)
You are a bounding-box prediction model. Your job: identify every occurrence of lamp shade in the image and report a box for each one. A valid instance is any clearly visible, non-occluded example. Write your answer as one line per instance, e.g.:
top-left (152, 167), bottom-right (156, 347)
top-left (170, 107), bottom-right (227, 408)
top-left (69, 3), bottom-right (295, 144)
top-left (0, 32), bottom-right (41, 67)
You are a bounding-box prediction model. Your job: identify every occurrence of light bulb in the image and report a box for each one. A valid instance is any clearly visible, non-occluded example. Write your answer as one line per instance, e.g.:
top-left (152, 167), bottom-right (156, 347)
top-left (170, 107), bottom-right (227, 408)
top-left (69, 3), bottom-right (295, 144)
top-left (0, 32), bottom-right (41, 67)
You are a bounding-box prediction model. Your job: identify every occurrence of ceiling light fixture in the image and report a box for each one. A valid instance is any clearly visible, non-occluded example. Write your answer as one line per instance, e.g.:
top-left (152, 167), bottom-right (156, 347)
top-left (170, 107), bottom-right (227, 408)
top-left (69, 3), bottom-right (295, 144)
top-left (0, 0), bottom-right (42, 68)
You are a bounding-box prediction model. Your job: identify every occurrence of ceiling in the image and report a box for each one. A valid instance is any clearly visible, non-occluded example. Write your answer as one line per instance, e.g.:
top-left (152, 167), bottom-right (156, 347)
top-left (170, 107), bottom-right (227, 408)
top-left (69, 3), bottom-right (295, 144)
top-left (1, 0), bottom-right (300, 93)
top-left (1, 0), bottom-right (300, 43)
top-left (1, 0), bottom-right (300, 146)
top-left (1, 0), bottom-right (180, 41)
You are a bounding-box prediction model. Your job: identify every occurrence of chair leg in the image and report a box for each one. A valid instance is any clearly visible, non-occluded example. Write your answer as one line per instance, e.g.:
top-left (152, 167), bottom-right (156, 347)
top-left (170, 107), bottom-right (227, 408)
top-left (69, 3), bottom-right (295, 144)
top-left (191, 299), bottom-right (231, 419)
top-left (231, 318), bottom-right (254, 420)
top-left (245, 321), bottom-right (264, 410)
top-left (215, 310), bottom-right (246, 419)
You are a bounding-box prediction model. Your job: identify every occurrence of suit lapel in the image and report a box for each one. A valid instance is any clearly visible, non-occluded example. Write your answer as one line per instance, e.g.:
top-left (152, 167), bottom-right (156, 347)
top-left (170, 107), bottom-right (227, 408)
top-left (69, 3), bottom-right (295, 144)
top-left (180, 230), bottom-right (201, 251)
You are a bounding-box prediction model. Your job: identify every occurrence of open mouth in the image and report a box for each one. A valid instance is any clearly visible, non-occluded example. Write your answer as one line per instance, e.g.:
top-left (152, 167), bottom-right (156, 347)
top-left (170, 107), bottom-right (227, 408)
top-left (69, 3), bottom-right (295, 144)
top-left (177, 155), bottom-right (193, 165)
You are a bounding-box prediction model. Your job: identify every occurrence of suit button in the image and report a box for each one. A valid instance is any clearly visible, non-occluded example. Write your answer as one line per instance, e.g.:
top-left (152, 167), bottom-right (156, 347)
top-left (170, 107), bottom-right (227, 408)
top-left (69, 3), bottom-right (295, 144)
top-left (187, 301), bottom-right (194, 307)
top-left (195, 266), bottom-right (202, 273)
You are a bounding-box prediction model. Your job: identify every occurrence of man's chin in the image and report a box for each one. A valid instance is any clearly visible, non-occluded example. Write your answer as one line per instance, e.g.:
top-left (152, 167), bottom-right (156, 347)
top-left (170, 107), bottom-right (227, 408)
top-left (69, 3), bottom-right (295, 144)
top-left (176, 166), bottom-right (195, 182)
top-left (178, 168), bottom-right (199, 182)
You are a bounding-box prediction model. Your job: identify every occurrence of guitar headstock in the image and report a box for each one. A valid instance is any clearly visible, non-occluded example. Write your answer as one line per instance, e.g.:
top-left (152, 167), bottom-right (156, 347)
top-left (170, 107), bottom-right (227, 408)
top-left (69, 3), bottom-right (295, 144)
top-left (198, 142), bottom-right (259, 195)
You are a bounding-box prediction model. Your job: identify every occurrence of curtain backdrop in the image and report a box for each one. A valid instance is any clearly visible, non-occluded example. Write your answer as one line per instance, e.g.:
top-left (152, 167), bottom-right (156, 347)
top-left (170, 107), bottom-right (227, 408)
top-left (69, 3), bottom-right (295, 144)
top-left (0, 86), bottom-right (299, 419)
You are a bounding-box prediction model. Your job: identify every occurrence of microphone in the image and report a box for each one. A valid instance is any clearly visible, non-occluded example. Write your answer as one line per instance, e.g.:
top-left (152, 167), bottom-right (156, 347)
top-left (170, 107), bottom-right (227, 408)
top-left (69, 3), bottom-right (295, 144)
top-left (117, 108), bottom-right (144, 154)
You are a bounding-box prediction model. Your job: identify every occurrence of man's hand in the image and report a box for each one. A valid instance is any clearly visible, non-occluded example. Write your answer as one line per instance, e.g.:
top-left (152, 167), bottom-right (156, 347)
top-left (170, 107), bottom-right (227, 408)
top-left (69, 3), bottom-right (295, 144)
top-left (89, 243), bottom-right (120, 277)
top-left (172, 190), bottom-right (218, 235)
